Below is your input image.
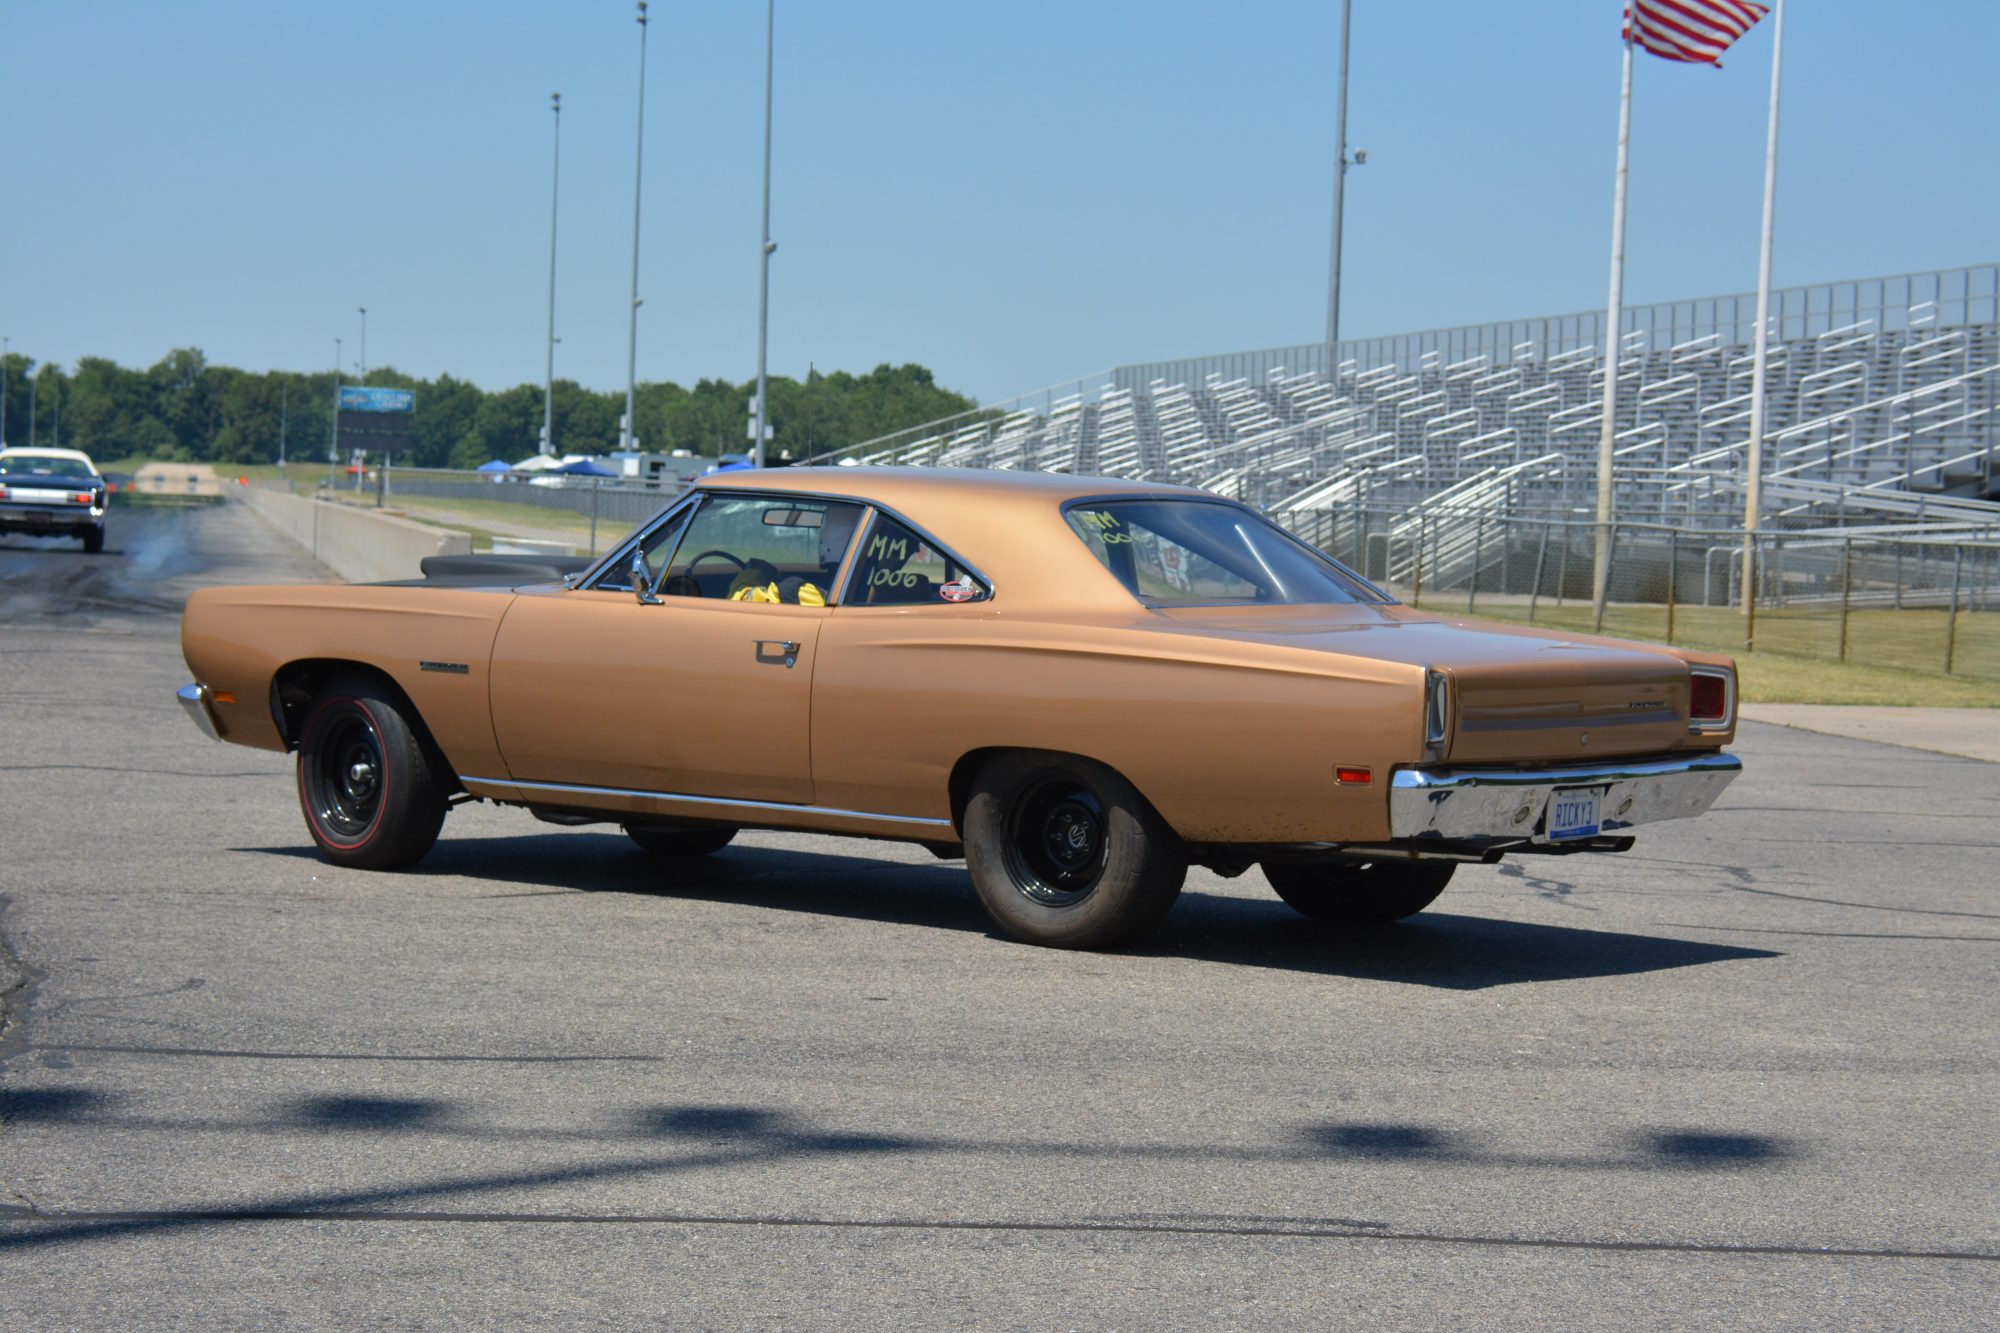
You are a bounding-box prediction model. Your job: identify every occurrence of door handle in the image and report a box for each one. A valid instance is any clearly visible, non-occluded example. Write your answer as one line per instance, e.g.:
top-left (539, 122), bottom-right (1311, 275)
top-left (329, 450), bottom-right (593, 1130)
top-left (753, 639), bottom-right (800, 668)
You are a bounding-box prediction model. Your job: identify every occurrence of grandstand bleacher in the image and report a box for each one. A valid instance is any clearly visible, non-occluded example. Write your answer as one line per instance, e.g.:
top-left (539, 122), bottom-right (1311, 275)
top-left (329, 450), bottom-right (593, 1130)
top-left (815, 264), bottom-right (2000, 538)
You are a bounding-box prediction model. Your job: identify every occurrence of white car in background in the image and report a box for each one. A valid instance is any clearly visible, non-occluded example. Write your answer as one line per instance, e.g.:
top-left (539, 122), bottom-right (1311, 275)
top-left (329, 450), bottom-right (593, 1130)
top-left (0, 447), bottom-right (109, 552)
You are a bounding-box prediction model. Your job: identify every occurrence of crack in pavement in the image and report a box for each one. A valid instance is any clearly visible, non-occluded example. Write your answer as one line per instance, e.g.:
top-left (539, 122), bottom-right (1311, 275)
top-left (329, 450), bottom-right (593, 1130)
top-left (0, 1200), bottom-right (1992, 1263)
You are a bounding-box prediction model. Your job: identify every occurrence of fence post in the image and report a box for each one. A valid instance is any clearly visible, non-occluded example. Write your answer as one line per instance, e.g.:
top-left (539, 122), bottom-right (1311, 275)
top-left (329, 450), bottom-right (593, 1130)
top-left (1665, 530), bottom-right (1678, 645)
top-left (1745, 537), bottom-right (1758, 654)
top-left (1554, 521), bottom-right (1569, 608)
top-left (589, 478), bottom-right (601, 554)
top-left (1593, 523), bottom-right (1614, 633)
top-left (1529, 522), bottom-right (1550, 624)
top-left (1838, 538), bottom-right (1852, 661)
top-left (1412, 516), bottom-right (1425, 607)
top-left (1945, 546), bottom-right (1963, 675)
top-left (1468, 516), bottom-right (1485, 612)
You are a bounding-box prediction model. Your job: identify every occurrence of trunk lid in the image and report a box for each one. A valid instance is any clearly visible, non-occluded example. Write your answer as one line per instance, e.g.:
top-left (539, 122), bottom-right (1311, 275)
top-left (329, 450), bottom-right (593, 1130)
top-left (1149, 604), bottom-right (1692, 760)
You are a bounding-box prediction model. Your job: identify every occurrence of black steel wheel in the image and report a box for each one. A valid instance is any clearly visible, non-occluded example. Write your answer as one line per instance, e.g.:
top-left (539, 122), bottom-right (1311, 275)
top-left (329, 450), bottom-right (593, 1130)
top-left (963, 751), bottom-right (1186, 950)
top-left (1001, 777), bottom-right (1109, 906)
top-left (626, 824), bottom-right (737, 857)
top-left (296, 679), bottom-right (447, 870)
top-left (1261, 859), bottom-right (1455, 927)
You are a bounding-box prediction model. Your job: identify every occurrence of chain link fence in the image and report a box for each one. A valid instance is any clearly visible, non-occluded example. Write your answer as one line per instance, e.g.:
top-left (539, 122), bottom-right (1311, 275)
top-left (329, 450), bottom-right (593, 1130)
top-left (1299, 505), bottom-right (2000, 680)
top-left (244, 465), bottom-right (1997, 680)
top-left (258, 466), bottom-right (686, 557)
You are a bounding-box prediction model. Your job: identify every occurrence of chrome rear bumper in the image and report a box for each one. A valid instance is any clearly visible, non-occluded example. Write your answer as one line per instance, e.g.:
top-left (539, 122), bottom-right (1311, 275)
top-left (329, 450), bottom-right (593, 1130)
top-left (1389, 752), bottom-right (1740, 842)
top-left (177, 683), bottom-right (221, 741)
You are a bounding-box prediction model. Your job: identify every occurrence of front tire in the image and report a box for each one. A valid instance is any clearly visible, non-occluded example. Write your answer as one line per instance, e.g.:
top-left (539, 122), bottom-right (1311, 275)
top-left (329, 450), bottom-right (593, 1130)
top-left (1261, 859), bottom-right (1454, 926)
top-left (296, 680), bottom-right (447, 870)
top-left (963, 751), bottom-right (1186, 950)
top-left (626, 825), bottom-right (736, 857)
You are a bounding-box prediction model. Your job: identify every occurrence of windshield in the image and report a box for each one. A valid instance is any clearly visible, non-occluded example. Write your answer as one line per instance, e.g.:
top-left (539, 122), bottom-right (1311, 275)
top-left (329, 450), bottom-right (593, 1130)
top-left (1065, 499), bottom-right (1391, 607)
top-left (0, 454), bottom-right (97, 479)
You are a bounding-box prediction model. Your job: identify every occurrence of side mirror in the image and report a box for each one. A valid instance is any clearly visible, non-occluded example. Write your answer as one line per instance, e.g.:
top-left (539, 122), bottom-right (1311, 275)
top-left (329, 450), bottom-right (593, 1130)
top-left (632, 553), bottom-right (662, 605)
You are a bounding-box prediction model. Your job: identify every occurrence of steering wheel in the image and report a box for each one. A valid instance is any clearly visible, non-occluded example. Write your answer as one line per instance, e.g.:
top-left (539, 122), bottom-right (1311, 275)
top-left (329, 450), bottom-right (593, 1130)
top-left (684, 549), bottom-right (746, 573)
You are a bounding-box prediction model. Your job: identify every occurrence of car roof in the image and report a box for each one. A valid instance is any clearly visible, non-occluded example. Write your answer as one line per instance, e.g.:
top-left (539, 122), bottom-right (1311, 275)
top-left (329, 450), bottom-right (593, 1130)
top-left (690, 466), bottom-right (1220, 615)
top-left (0, 447), bottom-right (98, 472)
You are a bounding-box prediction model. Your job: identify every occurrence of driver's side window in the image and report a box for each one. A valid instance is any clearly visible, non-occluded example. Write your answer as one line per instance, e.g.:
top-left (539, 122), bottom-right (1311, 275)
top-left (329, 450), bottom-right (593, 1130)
top-left (660, 495), bottom-right (864, 604)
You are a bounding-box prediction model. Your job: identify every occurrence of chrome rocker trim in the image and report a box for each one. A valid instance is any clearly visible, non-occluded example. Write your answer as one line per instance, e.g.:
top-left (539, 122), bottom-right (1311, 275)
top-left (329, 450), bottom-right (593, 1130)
top-left (1389, 751), bottom-right (1741, 843)
top-left (176, 683), bottom-right (221, 742)
top-left (457, 775), bottom-right (955, 838)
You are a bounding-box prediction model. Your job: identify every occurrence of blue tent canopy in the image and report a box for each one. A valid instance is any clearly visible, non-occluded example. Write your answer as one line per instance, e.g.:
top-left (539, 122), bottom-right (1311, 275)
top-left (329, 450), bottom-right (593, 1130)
top-left (556, 458), bottom-right (618, 476)
top-left (475, 459), bottom-right (511, 474)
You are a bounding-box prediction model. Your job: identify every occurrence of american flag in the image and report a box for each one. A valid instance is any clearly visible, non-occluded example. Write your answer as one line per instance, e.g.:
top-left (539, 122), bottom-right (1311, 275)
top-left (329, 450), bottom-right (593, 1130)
top-left (1624, 0), bottom-right (1770, 66)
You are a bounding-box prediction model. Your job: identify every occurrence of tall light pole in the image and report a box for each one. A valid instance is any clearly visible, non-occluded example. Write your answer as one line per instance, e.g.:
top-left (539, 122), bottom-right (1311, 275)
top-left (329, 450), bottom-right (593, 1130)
top-left (542, 91), bottom-right (563, 457)
top-left (621, 0), bottom-right (650, 455)
top-left (279, 380), bottom-right (289, 472)
top-left (27, 361), bottom-right (36, 448)
top-left (750, 0), bottom-right (777, 468)
top-left (1323, 0), bottom-right (1354, 364)
top-left (1, 336), bottom-right (9, 447)
top-left (331, 338), bottom-right (342, 489)
top-left (357, 307), bottom-right (368, 379)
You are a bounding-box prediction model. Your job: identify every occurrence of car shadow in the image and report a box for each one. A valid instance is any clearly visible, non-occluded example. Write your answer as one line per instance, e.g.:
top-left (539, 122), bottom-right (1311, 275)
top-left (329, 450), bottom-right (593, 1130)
top-left (237, 831), bottom-right (1778, 990)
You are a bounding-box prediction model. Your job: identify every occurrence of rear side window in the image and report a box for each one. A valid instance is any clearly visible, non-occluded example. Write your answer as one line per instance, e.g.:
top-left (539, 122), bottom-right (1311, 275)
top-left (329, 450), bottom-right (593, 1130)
top-left (844, 514), bottom-right (989, 606)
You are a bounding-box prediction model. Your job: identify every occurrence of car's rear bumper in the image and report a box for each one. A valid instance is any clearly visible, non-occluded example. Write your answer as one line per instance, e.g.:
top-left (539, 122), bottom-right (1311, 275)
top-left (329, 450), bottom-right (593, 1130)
top-left (177, 683), bottom-right (222, 741)
top-left (1388, 751), bottom-right (1741, 842)
top-left (0, 503), bottom-right (101, 532)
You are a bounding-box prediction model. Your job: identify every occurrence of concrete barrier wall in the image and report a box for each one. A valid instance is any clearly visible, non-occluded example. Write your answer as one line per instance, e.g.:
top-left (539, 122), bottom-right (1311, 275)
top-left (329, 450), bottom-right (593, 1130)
top-left (242, 488), bottom-right (471, 583)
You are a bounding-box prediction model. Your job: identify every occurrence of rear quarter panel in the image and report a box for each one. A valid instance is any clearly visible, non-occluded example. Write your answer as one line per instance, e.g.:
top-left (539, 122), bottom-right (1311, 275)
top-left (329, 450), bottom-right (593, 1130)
top-left (181, 584), bottom-right (515, 773)
top-left (811, 609), bottom-right (1423, 843)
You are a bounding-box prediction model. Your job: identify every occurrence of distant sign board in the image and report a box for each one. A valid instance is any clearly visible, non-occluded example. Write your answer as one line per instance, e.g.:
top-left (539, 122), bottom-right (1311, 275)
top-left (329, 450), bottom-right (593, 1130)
top-left (336, 385), bottom-right (418, 453)
top-left (339, 386), bottom-right (416, 414)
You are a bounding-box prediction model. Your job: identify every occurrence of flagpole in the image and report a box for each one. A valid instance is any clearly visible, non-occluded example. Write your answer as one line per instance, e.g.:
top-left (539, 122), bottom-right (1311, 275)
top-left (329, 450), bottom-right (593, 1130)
top-left (1741, 0), bottom-right (1785, 628)
top-left (1592, 26), bottom-right (1636, 620)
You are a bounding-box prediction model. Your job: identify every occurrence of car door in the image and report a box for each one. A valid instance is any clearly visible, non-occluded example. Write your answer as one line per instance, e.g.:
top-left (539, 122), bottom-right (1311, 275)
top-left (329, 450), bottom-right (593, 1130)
top-left (488, 492), bottom-right (863, 804)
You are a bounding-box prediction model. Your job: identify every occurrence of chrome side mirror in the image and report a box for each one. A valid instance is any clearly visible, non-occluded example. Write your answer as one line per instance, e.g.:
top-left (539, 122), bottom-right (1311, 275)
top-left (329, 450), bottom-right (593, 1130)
top-left (632, 553), bottom-right (662, 605)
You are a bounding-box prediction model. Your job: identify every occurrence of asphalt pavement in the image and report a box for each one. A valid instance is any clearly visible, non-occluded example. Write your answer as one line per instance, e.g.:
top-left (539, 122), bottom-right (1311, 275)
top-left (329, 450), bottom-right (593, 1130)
top-left (1, 502), bottom-right (1995, 1328)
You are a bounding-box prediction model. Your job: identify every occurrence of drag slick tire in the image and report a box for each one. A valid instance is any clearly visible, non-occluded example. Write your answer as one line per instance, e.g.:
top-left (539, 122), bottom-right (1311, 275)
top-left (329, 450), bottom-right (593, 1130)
top-left (1261, 859), bottom-right (1454, 927)
top-left (963, 751), bottom-right (1187, 950)
top-left (625, 825), bottom-right (737, 857)
top-left (81, 526), bottom-right (105, 554)
top-left (296, 679), bottom-right (447, 870)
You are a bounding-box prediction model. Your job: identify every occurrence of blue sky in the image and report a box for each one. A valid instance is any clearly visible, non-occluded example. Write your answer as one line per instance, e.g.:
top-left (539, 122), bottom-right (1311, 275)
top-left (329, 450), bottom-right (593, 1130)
top-left (1, 1), bottom-right (1992, 404)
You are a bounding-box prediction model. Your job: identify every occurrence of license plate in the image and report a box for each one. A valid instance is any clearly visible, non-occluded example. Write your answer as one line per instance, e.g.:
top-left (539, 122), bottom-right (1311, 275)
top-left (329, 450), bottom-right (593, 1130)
top-left (1547, 788), bottom-right (1603, 841)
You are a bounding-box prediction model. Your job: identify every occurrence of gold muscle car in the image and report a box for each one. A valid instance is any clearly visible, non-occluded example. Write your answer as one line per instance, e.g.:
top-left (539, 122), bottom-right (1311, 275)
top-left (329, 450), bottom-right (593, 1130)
top-left (179, 468), bottom-right (1741, 949)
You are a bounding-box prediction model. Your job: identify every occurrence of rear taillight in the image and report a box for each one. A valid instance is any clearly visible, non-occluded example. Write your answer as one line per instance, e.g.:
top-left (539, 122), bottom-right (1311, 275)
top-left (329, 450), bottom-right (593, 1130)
top-left (74, 491), bottom-right (94, 504)
top-left (1689, 668), bottom-right (1733, 728)
top-left (0, 486), bottom-right (9, 500)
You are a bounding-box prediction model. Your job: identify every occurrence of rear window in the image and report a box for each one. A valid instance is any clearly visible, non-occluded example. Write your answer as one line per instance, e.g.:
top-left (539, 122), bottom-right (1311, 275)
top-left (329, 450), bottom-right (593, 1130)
top-left (1064, 499), bottom-right (1389, 607)
top-left (0, 453), bottom-right (96, 478)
